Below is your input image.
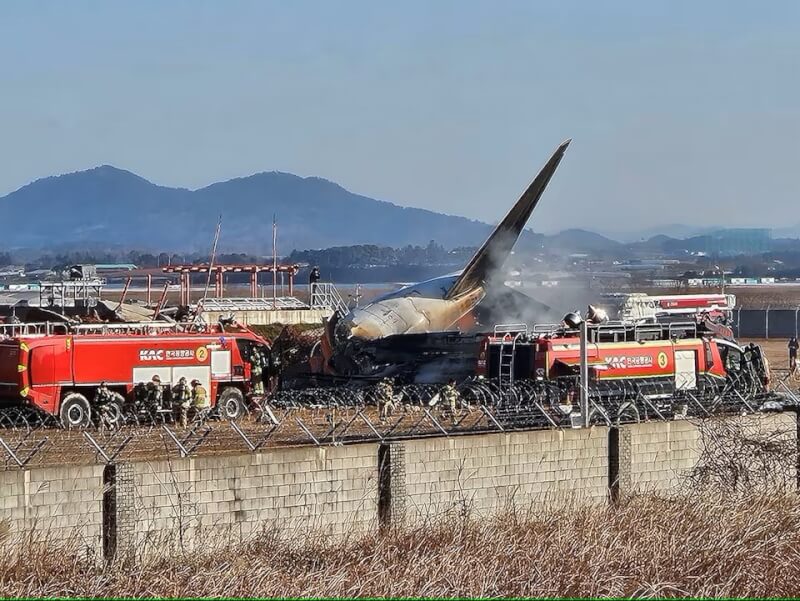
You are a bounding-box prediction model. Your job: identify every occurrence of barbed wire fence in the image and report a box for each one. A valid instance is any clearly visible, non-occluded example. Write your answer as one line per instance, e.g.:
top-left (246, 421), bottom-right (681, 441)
top-left (0, 370), bottom-right (789, 471)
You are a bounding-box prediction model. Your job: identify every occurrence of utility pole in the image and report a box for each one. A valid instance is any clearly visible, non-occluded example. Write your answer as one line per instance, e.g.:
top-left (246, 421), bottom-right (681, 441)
top-left (272, 215), bottom-right (278, 304)
top-left (579, 319), bottom-right (589, 428)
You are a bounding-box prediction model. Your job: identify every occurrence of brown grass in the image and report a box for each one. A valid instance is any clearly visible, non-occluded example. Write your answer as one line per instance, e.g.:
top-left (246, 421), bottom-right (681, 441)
top-left (2, 491), bottom-right (800, 598)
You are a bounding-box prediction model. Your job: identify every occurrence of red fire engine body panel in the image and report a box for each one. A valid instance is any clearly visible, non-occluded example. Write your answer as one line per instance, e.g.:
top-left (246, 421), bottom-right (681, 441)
top-left (478, 333), bottom-right (729, 383)
top-left (657, 295), bottom-right (730, 310)
top-left (0, 328), bottom-right (269, 416)
top-left (540, 337), bottom-right (726, 381)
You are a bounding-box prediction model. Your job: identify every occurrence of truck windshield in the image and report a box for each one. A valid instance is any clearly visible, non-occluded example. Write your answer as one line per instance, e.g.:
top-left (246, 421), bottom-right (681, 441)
top-left (719, 344), bottom-right (742, 372)
top-left (235, 339), bottom-right (270, 362)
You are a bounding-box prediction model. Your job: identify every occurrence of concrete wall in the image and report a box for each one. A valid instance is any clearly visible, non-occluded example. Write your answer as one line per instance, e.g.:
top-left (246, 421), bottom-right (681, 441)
top-left (0, 465), bottom-right (103, 554)
top-left (397, 427), bottom-right (609, 522)
top-left (623, 419), bottom-right (702, 493)
top-left (119, 443), bottom-right (378, 555)
top-left (0, 413), bottom-right (795, 561)
top-left (621, 413), bottom-right (797, 494)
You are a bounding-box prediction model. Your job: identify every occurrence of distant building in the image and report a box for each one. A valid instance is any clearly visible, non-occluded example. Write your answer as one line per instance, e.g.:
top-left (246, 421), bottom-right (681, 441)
top-left (651, 279), bottom-right (681, 287)
top-left (688, 277), bottom-right (724, 287)
top-left (0, 266), bottom-right (25, 278)
top-left (95, 263), bottom-right (138, 272)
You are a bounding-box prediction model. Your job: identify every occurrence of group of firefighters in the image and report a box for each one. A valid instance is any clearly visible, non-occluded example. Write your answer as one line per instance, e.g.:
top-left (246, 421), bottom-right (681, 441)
top-left (374, 377), bottom-right (462, 421)
top-left (94, 375), bottom-right (210, 429)
top-left (94, 339), bottom-right (463, 427)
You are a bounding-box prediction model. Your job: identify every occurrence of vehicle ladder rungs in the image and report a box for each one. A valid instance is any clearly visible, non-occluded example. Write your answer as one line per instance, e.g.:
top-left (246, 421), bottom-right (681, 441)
top-left (494, 324), bottom-right (527, 388)
top-left (499, 342), bottom-right (515, 387)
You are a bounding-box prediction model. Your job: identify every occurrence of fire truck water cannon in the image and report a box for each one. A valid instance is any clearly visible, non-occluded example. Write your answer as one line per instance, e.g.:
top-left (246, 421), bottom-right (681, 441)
top-left (607, 293), bottom-right (736, 324)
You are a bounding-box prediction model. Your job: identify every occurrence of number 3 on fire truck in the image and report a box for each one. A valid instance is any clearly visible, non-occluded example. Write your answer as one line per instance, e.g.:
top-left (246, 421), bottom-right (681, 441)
top-left (657, 352), bottom-right (668, 369)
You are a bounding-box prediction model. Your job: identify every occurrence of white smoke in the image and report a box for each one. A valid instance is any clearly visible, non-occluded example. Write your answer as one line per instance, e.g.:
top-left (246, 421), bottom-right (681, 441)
top-left (477, 231), bottom-right (598, 329)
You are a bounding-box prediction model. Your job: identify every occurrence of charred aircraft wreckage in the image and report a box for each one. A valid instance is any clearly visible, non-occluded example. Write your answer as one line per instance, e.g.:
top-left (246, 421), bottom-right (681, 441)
top-left (316, 140), bottom-right (571, 381)
top-left (294, 138), bottom-right (782, 423)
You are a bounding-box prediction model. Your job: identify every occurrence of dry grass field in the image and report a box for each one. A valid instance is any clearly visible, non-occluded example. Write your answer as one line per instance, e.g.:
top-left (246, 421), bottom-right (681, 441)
top-left (2, 492), bottom-right (799, 597)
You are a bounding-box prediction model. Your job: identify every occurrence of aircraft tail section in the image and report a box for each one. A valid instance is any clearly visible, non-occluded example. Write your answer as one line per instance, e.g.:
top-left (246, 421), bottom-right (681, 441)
top-left (445, 139), bottom-right (571, 300)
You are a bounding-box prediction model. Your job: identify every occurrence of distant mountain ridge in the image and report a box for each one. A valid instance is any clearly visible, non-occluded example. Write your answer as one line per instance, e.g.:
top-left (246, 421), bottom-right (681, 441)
top-left (2, 165), bottom-right (502, 253)
top-left (0, 165), bottom-right (792, 256)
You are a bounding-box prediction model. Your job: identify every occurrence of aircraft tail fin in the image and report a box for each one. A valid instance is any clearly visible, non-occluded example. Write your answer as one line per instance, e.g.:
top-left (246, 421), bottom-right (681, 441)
top-left (445, 139), bottom-right (571, 300)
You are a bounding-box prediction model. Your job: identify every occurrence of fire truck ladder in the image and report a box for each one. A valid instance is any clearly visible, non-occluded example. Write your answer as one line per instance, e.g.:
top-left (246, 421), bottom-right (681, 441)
top-left (70, 321), bottom-right (191, 335)
top-left (0, 321), bottom-right (198, 337)
top-left (494, 324), bottom-right (528, 388)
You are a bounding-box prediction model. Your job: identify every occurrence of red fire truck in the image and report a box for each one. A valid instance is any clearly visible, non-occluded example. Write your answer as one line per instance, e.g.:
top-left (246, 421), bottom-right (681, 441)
top-left (0, 321), bottom-right (271, 427)
top-left (477, 320), bottom-right (769, 401)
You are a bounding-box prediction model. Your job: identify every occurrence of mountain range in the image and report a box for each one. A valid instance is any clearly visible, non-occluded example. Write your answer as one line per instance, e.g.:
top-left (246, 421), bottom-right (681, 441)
top-left (1, 166), bottom-right (496, 253)
top-left (0, 165), bottom-right (793, 255)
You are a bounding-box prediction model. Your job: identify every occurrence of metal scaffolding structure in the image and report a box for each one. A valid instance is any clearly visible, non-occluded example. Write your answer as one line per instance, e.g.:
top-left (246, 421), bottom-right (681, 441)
top-left (38, 278), bottom-right (105, 311)
top-left (162, 264), bottom-right (301, 306)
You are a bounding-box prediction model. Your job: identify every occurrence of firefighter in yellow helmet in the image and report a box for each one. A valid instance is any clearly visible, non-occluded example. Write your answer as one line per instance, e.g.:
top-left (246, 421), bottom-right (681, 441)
top-left (441, 378), bottom-right (460, 420)
top-left (191, 379), bottom-right (210, 421)
top-left (173, 376), bottom-right (191, 428)
top-left (375, 377), bottom-right (395, 421)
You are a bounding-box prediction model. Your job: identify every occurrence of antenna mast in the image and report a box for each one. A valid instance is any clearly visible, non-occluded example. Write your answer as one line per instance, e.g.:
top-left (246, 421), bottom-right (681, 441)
top-left (202, 215), bottom-right (223, 303)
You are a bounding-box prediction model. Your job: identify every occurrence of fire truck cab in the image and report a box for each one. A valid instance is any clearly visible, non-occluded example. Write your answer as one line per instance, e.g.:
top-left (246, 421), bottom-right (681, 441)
top-left (0, 321), bottom-right (271, 427)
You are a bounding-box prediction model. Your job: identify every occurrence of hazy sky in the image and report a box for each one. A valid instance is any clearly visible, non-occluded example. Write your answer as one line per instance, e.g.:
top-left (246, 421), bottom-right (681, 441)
top-left (1, 1), bottom-right (799, 235)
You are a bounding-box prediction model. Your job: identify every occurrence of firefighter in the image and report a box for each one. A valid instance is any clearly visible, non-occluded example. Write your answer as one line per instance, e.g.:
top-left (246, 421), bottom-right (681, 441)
top-left (441, 378), bottom-right (460, 419)
top-left (94, 381), bottom-right (112, 405)
top-left (133, 382), bottom-right (148, 410)
top-left (375, 377), bottom-right (394, 421)
top-left (172, 376), bottom-right (191, 428)
top-left (250, 347), bottom-right (265, 395)
top-left (191, 379), bottom-right (210, 420)
top-left (309, 266), bottom-right (321, 304)
top-left (146, 375), bottom-right (163, 412)
top-left (94, 382), bottom-right (117, 431)
top-left (788, 337), bottom-right (798, 372)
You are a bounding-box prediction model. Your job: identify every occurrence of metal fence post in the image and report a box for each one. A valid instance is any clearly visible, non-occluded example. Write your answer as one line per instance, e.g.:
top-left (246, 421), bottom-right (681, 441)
top-left (580, 320), bottom-right (589, 428)
top-left (766, 306), bottom-right (770, 339)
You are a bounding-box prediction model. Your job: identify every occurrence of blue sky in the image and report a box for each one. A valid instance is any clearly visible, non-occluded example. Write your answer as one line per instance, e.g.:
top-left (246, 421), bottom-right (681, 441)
top-left (1, 1), bottom-right (798, 235)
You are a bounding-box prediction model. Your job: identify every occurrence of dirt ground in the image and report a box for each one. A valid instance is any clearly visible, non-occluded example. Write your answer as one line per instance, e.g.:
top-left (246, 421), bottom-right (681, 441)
top-left (726, 286), bottom-right (800, 309)
top-left (0, 404), bottom-right (494, 471)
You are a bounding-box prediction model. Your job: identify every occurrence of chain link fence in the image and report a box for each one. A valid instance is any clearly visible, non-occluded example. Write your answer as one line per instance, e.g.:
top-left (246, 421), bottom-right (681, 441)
top-left (734, 308), bottom-right (800, 338)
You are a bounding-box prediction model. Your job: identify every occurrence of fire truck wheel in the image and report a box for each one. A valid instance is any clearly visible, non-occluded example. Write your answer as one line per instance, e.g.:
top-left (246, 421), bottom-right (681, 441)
top-left (218, 387), bottom-right (246, 420)
top-left (60, 393), bottom-right (92, 429)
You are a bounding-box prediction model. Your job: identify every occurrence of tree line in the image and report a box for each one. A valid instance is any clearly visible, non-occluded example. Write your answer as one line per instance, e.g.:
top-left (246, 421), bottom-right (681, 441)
top-left (0, 242), bottom-right (478, 271)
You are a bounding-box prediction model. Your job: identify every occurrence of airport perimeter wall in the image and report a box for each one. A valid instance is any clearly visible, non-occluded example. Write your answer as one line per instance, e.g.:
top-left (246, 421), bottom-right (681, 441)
top-left (735, 308), bottom-right (800, 338)
top-left (0, 413), bottom-right (795, 561)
